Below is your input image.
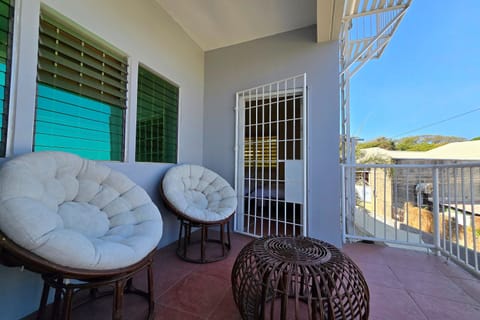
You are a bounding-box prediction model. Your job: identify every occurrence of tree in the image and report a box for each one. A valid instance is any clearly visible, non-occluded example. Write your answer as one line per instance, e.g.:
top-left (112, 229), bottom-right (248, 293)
top-left (396, 135), bottom-right (465, 151)
top-left (357, 135), bottom-right (466, 153)
top-left (357, 137), bottom-right (395, 150)
top-left (356, 149), bottom-right (392, 164)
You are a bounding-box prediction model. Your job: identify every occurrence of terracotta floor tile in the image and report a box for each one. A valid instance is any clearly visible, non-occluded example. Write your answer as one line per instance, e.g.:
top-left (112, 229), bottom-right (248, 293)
top-left (342, 242), bottom-right (390, 265)
top-left (194, 258), bottom-right (234, 281)
top-left (453, 277), bottom-right (480, 305)
top-left (158, 271), bottom-right (229, 319)
top-left (22, 234), bottom-right (480, 320)
top-left (411, 292), bottom-right (480, 320)
top-left (436, 258), bottom-right (480, 280)
top-left (207, 290), bottom-right (242, 320)
top-left (382, 250), bottom-right (448, 275)
top-left (390, 267), bottom-right (479, 305)
top-left (154, 305), bottom-right (203, 320)
top-left (149, 250), bottom-right (195, 298)
top-left (368, 284), bottom-right (427, 320)
top-left (355, 261), bottom-right (404, 289)
top-left (70, 291), bottom-right (150, 320)
top-left (389, 264), bottom-right (449, 283)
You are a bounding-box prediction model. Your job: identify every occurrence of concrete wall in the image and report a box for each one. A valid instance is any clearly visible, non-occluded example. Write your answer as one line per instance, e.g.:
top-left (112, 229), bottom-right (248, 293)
top-left (1, 0), bottom-right (204, 318)
top-left (0, 2), bottom-right (342, 318)
top-left (9, 0), bottom-right (205, 244)
top-left (203, 26), bottom-right (341, 246)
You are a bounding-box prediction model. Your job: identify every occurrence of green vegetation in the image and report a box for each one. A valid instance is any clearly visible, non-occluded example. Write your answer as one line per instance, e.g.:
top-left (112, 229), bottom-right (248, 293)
top-left (357, 135), bottom-right (466, 152)
top-left (357, 136), bottom-right (395, 150)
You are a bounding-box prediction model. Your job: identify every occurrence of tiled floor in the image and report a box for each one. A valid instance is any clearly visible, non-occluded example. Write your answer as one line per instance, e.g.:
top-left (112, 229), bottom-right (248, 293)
top-left (342, 242), bottom-right (480, 320)
top-left (30, 233), bottom-right (480, 320)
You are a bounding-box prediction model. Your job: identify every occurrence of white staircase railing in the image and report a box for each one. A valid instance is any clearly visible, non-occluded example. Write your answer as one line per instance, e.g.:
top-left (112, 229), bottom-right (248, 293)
top-left (339, 0), bottom-right (412, 163)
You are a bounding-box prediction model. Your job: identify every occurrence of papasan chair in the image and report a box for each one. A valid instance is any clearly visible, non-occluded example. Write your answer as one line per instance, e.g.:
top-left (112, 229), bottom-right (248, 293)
top-left (0, 151), bottom-right (163, 320)
top-left (160, 164), bottom-right (237, 263)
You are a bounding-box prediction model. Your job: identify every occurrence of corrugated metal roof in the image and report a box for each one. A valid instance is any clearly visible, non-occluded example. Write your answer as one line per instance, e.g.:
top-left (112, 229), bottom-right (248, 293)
top-left (360, 141), bottom-right (480, 161)
top-left (425, 140), bottom-right (480, 160)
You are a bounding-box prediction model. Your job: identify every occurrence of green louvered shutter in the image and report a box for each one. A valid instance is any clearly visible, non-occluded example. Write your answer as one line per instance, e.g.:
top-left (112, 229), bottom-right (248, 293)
top-left (0, 0), bottom-right (14, 156)
top-left (136, 66), bottom-right (178, 163)
top-left (35, 11), bottom-right (128, 160)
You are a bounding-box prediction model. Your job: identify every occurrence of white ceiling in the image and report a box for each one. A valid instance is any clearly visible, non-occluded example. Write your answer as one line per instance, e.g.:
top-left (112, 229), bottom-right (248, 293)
top-left (156, 0), bottom-right (343, 51)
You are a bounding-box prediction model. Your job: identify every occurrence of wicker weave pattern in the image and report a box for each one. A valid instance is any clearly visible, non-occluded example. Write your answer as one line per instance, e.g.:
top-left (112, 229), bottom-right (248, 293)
top-left (231, 236), bottom-right (369, 320)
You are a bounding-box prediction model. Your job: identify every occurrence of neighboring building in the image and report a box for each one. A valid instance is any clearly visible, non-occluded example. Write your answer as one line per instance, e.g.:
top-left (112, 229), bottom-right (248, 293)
top-left (357, 141), bottom-right (480, 224)
top-left (360, 140), bottom-right (480, 162)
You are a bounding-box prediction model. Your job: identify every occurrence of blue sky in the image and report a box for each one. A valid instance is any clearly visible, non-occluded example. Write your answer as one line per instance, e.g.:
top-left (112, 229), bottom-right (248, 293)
top-left (350, 0), bottom-right (480, 141)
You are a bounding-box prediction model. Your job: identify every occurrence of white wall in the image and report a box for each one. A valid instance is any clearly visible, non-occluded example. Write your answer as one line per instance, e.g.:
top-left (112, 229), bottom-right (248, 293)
top-left (204, 26), bottom-right (341, 246)
top-left (10, 0), bottom-right (205, 243)
top-left (0, 2), bottom-right (343, 318)
top-left (1, 0), bottom-right (204, 318)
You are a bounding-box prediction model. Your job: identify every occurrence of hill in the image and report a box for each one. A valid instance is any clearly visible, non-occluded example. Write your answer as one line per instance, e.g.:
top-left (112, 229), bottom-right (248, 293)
top-left (357, 135), bottom-right (466, 152)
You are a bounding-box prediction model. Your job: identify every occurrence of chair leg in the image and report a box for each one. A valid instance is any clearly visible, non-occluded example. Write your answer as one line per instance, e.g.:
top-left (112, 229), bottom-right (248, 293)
top-left (177, 218), bottom-right (183, 251)
top-left (220, 223), bottom-right (225, 257)
top-left (184, 222), bottom-right (190, 258)
top-left (175, 218), bottom-right (232, 263)
top-left (62, 286), bottom-right (74, 320)
top-left (90, 288), bottom-right (99, 298)
top-left (52, 278), bottom-right (63, 320)
top-left (36, 280), bottom-right (50, 320)
top-left (201, 224), bottom-right (206, 263)
top-left (147, 262), bottom-right (155, 320)
top-left (112, 279), bottom-right (126, 320)
top-left (177, 219), bottom-right (190, 259)
top-left (186, 222), bottom-right (192, 244)
top-left (226, 220), bottom-right (231, 249)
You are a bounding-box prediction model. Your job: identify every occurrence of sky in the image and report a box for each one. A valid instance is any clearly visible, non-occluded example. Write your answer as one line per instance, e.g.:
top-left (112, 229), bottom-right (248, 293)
top-left (350, 0), bottom-right (480, 142)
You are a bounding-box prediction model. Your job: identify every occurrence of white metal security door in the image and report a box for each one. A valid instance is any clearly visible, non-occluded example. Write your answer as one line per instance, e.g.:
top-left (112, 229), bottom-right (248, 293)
top-left (234, 74), bottom-right (307, 237)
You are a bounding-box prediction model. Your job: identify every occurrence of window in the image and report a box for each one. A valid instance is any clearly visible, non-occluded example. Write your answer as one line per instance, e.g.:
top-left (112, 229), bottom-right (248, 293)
top-left (35, 11), bottom-right (128, 160)
top-left (244, 137), bottom-right (277, 167)
top-left (136, 66), bottom-right (178, 163)
top-left (0, 0), bottom-right (14, 156)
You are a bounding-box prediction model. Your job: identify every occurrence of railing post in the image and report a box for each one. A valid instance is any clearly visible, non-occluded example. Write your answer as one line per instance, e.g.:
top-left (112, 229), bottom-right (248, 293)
top-left (341, 164), bottom-right (347, 244)
top-left (433, 167), bottom-right (441, 256)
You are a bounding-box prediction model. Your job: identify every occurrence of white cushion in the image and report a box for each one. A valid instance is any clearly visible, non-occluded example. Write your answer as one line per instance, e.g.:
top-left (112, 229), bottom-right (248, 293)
top-left (58, 202), bottom-right (109, 239)
top-left (0, 151), bottom-right (163, 270)
top-left (162, 164), bottom-right (237, 222)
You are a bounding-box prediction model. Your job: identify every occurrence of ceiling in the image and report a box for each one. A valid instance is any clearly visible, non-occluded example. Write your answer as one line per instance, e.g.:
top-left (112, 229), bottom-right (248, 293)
top-left (155, 0), bottom-right (344, 51)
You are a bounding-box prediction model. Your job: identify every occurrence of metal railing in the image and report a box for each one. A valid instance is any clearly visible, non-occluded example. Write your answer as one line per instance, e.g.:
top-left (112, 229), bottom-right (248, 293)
top-left (342, 162), bottom-right (480, 276)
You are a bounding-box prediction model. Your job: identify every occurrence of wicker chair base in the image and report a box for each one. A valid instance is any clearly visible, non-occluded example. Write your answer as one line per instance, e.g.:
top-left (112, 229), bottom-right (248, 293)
top-left (0, 233), bottom-right (155, 320)
top-left (37, 258), bottom-right (154, 320)
top-left (176, 217), bottom-right (232, 264)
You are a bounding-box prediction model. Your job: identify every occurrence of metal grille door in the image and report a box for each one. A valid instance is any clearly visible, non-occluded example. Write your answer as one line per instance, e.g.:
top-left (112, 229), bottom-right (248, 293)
top-left (235, 74), bottom-right (307, 237)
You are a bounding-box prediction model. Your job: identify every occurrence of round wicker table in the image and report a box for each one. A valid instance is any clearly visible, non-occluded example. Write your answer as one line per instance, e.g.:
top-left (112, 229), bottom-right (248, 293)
top-left (231, 235), bottom-right (369, 320)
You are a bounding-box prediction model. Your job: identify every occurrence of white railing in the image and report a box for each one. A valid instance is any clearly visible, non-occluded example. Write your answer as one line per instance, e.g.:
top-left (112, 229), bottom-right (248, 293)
top-left (342, 162), bottom-right (480, 276)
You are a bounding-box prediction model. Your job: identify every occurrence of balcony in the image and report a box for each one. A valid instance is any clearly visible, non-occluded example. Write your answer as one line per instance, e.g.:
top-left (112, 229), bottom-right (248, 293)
top-left (343, 162), bottom-right (480, 275)
top-left (22, 231), bottom-right (480, 319)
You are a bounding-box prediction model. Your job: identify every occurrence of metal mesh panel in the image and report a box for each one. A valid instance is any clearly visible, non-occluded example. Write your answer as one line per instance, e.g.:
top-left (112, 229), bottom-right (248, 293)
top-left (136, 66), bottom-right (178, 163)
top-left (235, 74), bottom-right (306, 237)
